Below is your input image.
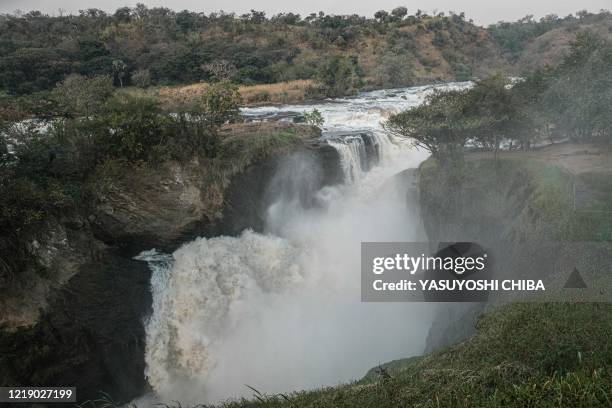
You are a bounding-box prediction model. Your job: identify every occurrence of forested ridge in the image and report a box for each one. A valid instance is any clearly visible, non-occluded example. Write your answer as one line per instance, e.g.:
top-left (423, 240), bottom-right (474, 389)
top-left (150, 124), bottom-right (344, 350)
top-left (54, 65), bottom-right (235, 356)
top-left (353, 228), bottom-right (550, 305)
top-left (1, 6), bottom-right (611, 95)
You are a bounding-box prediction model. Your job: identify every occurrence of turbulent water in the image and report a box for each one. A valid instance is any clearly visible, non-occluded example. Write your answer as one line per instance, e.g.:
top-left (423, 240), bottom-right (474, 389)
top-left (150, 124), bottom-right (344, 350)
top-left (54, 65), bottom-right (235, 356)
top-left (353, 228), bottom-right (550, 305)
top-left (136, 82), bottom-right (471, 404)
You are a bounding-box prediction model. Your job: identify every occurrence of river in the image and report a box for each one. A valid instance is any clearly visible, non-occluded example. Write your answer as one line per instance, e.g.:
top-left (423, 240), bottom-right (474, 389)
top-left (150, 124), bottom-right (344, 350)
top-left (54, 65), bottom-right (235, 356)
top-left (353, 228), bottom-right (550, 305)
top-left (136, 82), bottom-right (471, 404)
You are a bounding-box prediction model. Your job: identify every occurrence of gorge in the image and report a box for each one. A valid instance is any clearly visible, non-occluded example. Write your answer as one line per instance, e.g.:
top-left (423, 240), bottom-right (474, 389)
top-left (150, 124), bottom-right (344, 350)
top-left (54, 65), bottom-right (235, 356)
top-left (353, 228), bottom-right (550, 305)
top-left (135, 82), bottom-right (471, 404)
top-left (1, 82), bottom-right (471, 404)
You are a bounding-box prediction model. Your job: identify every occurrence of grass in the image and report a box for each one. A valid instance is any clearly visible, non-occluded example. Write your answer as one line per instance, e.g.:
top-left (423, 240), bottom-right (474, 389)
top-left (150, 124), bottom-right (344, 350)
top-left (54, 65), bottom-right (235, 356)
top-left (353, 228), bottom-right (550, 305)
top-left (199, 122), bottom-right (313, 222)
top-left (220, 303), bottom-right (611, 407)
top-left (238, 80), bottom-right (313, 105)
top-left (122, 80), bottom-right (314, 109)
top-left (578, 171), bottom-right (612, 193)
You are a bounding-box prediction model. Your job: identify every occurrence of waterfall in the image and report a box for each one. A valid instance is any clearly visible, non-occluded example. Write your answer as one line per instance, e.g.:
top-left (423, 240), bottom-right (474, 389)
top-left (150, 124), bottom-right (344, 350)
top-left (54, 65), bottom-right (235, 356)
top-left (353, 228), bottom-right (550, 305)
top-left (327, 135), bottom-right (367, 183)
top-left (137, 82), bottom-right (471, 404)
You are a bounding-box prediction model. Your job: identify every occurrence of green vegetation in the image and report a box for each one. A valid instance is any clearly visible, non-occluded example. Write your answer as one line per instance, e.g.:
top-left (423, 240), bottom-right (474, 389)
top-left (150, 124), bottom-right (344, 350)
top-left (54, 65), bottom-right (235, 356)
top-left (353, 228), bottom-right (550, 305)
top-left (0, 79), bottom-right (290, 281)
top-left (386, 88), bottom-right (480, 162)
top-left (3, 7), bottom-right (612, 408)
top-left (420, 157), bottom-right (612, 243)
top-left (303, 109), bottom-right (324, 127)
top-left (488, 11), bottom-right (612, 63)
top-left (200, 82), bottom-right (243, 125)
top-left (388, 33), bottom-right (612, 163)
top-left (2, 7), bottom-right (610, 97)
top-left (0, 7), bottom-right (478, 94)
top-left (313, 55), bottom-right (362, 97)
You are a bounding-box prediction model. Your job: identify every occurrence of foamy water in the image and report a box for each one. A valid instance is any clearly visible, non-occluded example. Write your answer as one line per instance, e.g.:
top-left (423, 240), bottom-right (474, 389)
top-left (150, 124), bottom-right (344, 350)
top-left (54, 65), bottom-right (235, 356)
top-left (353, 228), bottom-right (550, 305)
top-left (136, 82), bottom-right (470, 404)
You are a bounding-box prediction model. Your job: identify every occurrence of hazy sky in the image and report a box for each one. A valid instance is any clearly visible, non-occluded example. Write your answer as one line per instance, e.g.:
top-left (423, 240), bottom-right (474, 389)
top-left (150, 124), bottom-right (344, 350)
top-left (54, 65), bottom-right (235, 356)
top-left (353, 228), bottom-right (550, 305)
top-left (0, 0), bottom-right (609, 26)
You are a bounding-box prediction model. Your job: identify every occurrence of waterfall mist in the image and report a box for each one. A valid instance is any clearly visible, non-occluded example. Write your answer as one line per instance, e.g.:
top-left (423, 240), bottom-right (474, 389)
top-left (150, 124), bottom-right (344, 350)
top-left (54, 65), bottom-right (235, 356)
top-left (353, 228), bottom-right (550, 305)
top-left (138, 83), bottom-right (470, 404)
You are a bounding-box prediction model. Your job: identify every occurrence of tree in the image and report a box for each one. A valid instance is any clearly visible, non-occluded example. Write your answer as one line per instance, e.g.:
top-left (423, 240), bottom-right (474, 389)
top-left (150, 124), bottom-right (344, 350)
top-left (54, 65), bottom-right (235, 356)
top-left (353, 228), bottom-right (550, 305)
top-left (464, 75), bottom-right (523, 157)
top-left (317, 56), bottom-right (360, 98)
top-left (385, 89), bottom-right (482, 163)
top-left (201, 60), bottom-right (237, 82)
top-left (114, 6), bottom-right (131, 22)
top-left (166, 81), bottom-right (243, 157)
top-left (131, 69), bottom-right (152, 88)
top-left (100, 94), bottom-right (167, 160)
top-left (375, 53), bottom-right (414, 88)
top-left (542, 33), bottom-right (612, 142)
top-left (391, 7), bottom-right (408, 20)
top-left (303, 108), bottom-right (324, 127)
top-left (0, 48), bottom-right (72, 94)
top-left (200, 81), bottom-right (243, 126)
top-left (112, 59), bottom-right (127, 87)
top-left (53, 74), bottom-right (114, 117)
top-left (374, 10), bottom-right (389, 22)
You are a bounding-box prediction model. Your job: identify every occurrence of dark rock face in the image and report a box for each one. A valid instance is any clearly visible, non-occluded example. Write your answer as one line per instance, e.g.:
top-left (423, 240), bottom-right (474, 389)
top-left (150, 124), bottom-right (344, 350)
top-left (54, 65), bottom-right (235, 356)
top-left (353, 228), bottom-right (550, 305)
top-left (219, 144), bottom-right (342, 236)
top-left (0, 254), bottom-right (151, 407)
top-left (88, 160), bottom-right (211, 253)
top-left (0, 137), bottom-right (342, 405)
top-left (88, 144), bottom-right (342, 253)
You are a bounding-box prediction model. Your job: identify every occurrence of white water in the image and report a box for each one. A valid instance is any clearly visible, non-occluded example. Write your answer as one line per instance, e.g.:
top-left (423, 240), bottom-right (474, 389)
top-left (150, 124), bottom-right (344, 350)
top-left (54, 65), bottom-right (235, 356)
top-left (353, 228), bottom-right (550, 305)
top-left (136, 82), bottom-right (471, 405)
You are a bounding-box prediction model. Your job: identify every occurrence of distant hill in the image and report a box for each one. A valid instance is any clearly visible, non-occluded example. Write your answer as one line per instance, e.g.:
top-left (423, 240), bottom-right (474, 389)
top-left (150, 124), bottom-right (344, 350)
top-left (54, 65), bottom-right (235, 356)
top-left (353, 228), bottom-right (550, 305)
top-left (489, 11), bottom-right (612, 72)
top-left (0, 7), bottom-right (610, 95)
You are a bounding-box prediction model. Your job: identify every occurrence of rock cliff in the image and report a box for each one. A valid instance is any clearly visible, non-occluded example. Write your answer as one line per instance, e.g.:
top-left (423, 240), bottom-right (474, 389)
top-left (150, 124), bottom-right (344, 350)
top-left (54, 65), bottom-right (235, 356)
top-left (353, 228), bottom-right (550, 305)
top-left (0, 123), bottom-right (341, 404)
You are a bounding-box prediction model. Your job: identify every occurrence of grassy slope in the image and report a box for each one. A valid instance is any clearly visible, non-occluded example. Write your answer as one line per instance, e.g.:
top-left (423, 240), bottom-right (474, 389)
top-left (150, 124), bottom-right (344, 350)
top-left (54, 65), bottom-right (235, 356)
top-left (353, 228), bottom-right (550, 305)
top-left (122, 16), bottom-right (612, 108)
top-left (515, 20), bottom-right (612, 72)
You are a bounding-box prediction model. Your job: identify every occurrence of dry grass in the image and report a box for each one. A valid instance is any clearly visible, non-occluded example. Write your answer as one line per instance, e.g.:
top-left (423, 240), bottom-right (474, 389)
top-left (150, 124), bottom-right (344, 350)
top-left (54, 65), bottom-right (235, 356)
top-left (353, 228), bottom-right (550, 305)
top-left (238, 79), bottom-right (313, 105)
top-left (122, 80), bottom-right (314, 109)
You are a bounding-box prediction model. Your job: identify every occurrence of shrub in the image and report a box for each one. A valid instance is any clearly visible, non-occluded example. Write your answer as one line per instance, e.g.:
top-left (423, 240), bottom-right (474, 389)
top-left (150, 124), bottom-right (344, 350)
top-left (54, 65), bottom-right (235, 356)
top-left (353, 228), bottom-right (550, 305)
top-left (303, 108), bottom-right (324, 127)
top-left (53, 74), bottom-right (114, 117)
top-left (200, 81), bottom-right (243, 125)
top-left (131, 69), bottom-right (152, 88)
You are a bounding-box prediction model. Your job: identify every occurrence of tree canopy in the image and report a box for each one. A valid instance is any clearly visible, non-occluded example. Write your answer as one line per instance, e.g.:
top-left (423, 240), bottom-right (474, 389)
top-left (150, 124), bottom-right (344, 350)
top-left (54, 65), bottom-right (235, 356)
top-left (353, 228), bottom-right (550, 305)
top-left (387, 33), bottom-right (612, 162)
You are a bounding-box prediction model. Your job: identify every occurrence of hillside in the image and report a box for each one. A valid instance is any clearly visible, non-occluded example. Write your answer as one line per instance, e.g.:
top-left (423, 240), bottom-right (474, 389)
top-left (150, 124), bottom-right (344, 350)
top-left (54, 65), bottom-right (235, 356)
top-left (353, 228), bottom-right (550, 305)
top-left (0, 8), bottom-right (501, 95)
top-left (489, 12), bottom-right (612, 72)
top-left (1, 7), bottom-right (610, 98)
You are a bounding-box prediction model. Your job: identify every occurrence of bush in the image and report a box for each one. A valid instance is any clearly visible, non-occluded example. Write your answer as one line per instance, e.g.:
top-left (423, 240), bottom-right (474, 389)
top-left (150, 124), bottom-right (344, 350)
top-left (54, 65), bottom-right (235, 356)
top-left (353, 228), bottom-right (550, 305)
top-left (131, 69), bottom-right (152, 88)
top-left (100, 94), bottom-right (169, 161)
top-left (316, 56), bottom-right (361, 98)
top-left (303, 108), bottom-right (324, 127)
top-left (53, 74), bottom-right (114, 117)
top-left (200, 81), bottom-right (243, 125)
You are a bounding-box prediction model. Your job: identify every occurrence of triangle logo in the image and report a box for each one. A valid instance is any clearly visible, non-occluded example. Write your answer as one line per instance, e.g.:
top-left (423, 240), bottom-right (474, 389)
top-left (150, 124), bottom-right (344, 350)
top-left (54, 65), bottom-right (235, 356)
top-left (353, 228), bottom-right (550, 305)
top-left (563, 268), bottom-right (587, 289)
